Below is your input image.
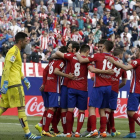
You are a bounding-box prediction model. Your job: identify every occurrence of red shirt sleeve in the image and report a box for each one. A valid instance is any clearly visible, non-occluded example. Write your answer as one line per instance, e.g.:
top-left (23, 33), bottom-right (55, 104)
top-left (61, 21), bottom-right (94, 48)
top-left (55, 60), bottom-right (65, 71)
top-left (131, 60), bottom-right (140, 69)
top-left (42, 65), bottom-right (49, 85)
top-left (64, 53), bottom-right (73, 61)
top-left (88, 54), bottom-right (98, 62)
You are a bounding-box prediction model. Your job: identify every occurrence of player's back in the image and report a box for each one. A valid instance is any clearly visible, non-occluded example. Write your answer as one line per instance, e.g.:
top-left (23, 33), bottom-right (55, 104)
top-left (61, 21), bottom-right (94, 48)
top-left (61, 52), bottom-right (73, 86)
top-left (66, 55), bottom-right (89, 91)
top-left (44, 59), bottom-right (65, 93)
top-left (1, 45), bottom-right (22, 87)
top-left (111, 57), bottom-right (127, 93)
top-left (88, 53), bottom-right (114, 87)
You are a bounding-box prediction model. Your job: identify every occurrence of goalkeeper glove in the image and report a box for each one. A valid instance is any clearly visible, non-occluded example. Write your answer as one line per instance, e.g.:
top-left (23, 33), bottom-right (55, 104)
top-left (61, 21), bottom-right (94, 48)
top-left (23, 77), bottom-right (31, 90)
top-left (0, 81), bottom-right (8, 94)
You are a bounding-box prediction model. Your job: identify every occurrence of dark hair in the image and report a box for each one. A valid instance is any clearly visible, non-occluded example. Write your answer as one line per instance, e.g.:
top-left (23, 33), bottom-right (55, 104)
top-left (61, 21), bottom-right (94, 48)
top-left (71, 41), bottom-right (80, 52)
top-left (80, 44), bottom-right (90, 53)
top-left (15, 32), bottom-right (28, 43)
top-left (113, 48), bottom-right (123, 56)
top-left (59, 46), bottom-right (67, 53)
top-left (98, 39), bottom-right (106, 44)
top-left (104, 40), bottom-right (114, 52)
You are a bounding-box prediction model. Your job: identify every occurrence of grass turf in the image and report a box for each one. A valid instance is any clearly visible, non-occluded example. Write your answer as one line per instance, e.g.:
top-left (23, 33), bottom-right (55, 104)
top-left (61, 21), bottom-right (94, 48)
top-left (0, 116), bottom-right (140, 140)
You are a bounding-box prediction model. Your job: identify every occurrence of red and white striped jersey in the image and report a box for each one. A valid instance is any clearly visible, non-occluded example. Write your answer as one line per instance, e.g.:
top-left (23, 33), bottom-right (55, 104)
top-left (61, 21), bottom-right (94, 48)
top-left (12, 9), bottom-right (17, 18)
top-left (44, 59), bottom-right (65, 93)
top-left (71, 33), bottom-right (82, 42)
top-left (130, 59), bottom-right (140, 93)
top-left (48, 35), bottom-right (56, 47)
top-left (39, 35), bottom-right (49, 50)
top-left (38, 13), bottom-right (48, 19)
top-left (63, 27), bottom-right (71, 36)
top-left (87, 43), bottom-right (94, 54)
top-left (54, 28), bottom-right (62, 38)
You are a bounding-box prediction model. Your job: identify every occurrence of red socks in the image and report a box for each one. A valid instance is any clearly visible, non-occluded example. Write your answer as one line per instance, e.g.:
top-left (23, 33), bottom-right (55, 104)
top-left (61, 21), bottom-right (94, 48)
top-left (105, 111), bottom-right (110, 122)
top-left (132, 113), bottom-right (140, 125)
top-left (42, 110), bottom-right (47, 130)
top-left (128, 115), bottom-right (135, 133)
top-left (100, 117), bottom-right (107, 133)
top-left (56, 108), bottom-right (61, 125)
top-left (89, 115), bottom-right (96, 131)
top-left (66, 111), bottom-right (73, 133)
top-left (87, 117), bottom-right (91, 132)
top-left (107, 122), bottom-right (111, 133)
top-left (76, 112), bottom-right (85, 133)
top-left (109, 111), bottom-right (116, 132)
top-left (44, 109), bottom-right (54, 132)
top-left (61, 112), bottom-right (67, 134)
top-left (52, 111), bottom-right (59, 133)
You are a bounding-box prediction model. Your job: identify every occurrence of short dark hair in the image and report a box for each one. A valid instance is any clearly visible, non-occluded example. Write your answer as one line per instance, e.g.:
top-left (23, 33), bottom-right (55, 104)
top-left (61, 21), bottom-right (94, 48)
top-left (104, 40), bottom-right (114, 52)
top-left (15, 32), bottom-right (28, 43)
top-left (98, 39), bottom-right (106, 44)
top-left (59, 46), bottom-right (67, 53)
top-left (71, 41), bottom-right (80, 52)
top-left (80, 44), bottom-right (90, 53)
top-left (113, 48), bottom-right (123, 56)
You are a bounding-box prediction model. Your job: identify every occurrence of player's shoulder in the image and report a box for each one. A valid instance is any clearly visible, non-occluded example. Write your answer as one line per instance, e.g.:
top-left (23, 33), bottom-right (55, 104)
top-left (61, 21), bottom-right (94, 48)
top-left (8, 45), bottom-right (19, 56)
top-left (131, 59), bottom-right (140, 66)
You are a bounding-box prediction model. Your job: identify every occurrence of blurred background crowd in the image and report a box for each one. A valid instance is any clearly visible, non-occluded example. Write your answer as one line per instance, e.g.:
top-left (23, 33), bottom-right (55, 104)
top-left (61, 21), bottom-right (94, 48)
top-left (0, 0), bottom-right (140, 64)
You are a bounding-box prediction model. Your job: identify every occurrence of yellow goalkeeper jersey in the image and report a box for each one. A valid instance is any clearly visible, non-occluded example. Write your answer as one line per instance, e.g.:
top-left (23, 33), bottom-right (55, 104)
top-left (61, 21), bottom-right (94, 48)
top-left (1, 45), bottom-right (23, 87)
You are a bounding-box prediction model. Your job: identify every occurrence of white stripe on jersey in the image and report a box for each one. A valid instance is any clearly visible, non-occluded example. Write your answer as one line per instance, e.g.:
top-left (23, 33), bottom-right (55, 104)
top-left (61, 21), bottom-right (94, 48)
top-left (57, 76), bottom-right (60, 93)
top-left (132, 69), bottom-right (136, 93)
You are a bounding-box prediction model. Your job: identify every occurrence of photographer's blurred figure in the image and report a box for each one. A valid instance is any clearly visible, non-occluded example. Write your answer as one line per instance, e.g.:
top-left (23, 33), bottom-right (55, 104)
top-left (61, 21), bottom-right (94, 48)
top-left (0, 52), bottom-right (5, 62)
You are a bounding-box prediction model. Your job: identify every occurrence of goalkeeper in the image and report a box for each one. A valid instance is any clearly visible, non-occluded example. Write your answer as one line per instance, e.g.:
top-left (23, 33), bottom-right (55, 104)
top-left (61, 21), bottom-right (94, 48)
top-left (0, 32), bottom-right (41, 139)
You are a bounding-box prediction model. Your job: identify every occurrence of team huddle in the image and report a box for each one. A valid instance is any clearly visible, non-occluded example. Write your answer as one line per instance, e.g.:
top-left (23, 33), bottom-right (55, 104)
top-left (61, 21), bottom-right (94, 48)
top-left (0, 32), bottom-right (140, 139)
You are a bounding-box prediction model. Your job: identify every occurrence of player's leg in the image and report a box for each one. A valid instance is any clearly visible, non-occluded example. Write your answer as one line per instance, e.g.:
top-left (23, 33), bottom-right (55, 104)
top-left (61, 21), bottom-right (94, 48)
top-left (86, 87), bottom-right (104, 138)
top-left (66, 88), bottom-right (77, 137)
top-left (59, 86), bottom-right (68, 136)
top-left (75, 90), bottom-right (88, 137)
top-left (42, 92), bottom-right (60, 137)
top-left (35, 92), bottom-right (48, 133)
top-left (123, 93), bottom-right (139, 138)
top-left (7, 86), bottom-right (41, 139)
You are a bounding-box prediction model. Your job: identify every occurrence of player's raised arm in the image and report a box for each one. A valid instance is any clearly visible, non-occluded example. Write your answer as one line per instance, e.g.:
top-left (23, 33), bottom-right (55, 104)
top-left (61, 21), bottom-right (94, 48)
top-left (106, 56), bottom-right (133, 71)
top-left (55, 51), bottom-right (65, 58)
top-left (75, 53), bottom-right (89, 63)
top-left (88, 65), bottom-right (114, 75)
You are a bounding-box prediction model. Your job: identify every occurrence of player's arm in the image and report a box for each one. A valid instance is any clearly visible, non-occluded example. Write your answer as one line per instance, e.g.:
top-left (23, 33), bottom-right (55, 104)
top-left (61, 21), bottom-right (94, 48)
top-left (75, 53), bottom-right (90, 63)
top-left (40, 65), bottom-right (49, 91)
top-left (54, 68), bottom-right (76, 80)
top-left (119, 78), bottom-right (127, 89)
top-left (88, 65), bottom-right (114, 75)
top-left (107, 56), bottom-right (133, 70)
top-left (55, 51), bottom-right (65, 58)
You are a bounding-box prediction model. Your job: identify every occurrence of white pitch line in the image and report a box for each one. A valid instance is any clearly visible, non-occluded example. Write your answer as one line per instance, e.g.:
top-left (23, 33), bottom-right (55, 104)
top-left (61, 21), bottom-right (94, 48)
top-left (0, 123), bottom-right (140, 133)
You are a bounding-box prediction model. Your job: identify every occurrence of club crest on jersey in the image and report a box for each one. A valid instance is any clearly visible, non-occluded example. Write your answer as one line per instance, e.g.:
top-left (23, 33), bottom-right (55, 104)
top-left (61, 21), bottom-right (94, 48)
top-left (133, 61), bottom-right (137, 65)
top-left (10, 55), bottom-right (16, 63)
top-left (60, 62), bottom-right (64, 68)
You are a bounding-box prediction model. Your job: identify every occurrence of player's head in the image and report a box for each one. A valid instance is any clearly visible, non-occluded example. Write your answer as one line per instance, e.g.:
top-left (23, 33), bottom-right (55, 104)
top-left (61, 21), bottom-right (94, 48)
top-left (59, 46), bottom-right (67, 53)
top-left (113, 48), bottom-right (124, 59)
top-left (67, 41), bottom-right (73, 53)
top-left (80, 44), bottom-right (90, 56)
top-left (103, 40), bottom-right (114, 53)
top-left (98, 39), bottom-right (106, 53)
top-left (71, 41), bottom-right (80, 53)
top-left (15, 32), bottom-right (28, 49)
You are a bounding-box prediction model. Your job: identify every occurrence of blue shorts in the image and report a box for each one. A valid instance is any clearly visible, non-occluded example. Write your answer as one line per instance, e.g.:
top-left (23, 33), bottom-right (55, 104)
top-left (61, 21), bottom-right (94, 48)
top-left (109, 90), bottom-right (118, 110)
top-left (89, 86), bottom-right (112, 109)
top-left (42, 92), bottom-right (60, 108)
top-left (127, 93), bottom-right (140, 111)
top-left (68, 88), bottom-right (88, 110)
top-left (60, 85), bottom-right (68, 109)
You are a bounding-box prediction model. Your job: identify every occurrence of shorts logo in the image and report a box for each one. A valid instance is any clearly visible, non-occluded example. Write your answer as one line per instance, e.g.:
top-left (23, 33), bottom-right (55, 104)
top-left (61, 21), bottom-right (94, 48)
top-left (10, 55), bottom-right (16, 63)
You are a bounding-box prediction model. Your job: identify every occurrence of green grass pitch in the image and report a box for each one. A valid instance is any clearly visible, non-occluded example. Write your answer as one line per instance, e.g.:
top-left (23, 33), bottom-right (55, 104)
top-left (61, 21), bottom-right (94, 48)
top-left (0, 116), bottom-right (140, 140)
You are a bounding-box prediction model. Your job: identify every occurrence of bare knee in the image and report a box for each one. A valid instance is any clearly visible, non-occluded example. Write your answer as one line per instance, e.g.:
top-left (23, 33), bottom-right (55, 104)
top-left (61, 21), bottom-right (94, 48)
top-left (127, 110), bottom-right (135, 117)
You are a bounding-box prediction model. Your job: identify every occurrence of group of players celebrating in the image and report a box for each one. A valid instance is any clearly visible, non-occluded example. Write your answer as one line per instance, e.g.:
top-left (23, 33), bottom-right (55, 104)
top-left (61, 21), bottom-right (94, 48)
top-left (0, 32), bottom-right (140, 139)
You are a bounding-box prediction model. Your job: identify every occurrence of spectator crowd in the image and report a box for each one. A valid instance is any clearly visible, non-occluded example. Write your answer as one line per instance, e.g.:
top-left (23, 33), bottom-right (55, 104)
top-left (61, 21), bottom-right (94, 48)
top-left (0, 0), bottom-right (140, 64)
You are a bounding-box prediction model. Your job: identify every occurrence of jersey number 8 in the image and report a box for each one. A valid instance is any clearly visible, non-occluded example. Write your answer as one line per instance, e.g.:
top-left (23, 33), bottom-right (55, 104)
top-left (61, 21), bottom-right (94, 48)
top-left (74, 63), bottom-right (80, 76)
top-left (49, 62), bottom-right (54, 74)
